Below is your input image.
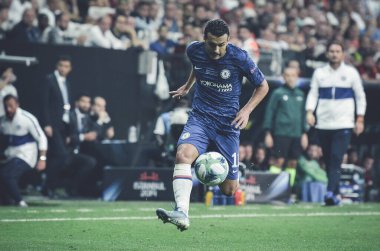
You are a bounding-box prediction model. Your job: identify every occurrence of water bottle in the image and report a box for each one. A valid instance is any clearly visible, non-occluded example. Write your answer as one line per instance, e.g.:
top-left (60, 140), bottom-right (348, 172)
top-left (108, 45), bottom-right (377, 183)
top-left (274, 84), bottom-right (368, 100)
top-left (205, 188), bottom-right (213, 207)
top-left (235, 188), bottom-right (243, 206)
top-left (128, 126), bottom-right (138, 143)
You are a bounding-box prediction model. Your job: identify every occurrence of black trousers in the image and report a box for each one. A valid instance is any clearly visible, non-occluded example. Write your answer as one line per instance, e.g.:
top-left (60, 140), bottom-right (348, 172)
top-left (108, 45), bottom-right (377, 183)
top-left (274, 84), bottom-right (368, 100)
top-left (45, 127), bottom-right (68, 190)
top-left (63, 153), bottom-right (96, 195)
top-left (317, 129), bottom-right (352, 195)
top-left (0, 158), bottom-right (30, 204)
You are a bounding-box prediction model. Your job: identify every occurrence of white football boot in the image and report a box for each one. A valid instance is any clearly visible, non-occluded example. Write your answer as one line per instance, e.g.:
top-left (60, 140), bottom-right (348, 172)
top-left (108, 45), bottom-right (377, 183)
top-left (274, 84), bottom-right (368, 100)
top-left (156, 208), bottom-right (190, 232)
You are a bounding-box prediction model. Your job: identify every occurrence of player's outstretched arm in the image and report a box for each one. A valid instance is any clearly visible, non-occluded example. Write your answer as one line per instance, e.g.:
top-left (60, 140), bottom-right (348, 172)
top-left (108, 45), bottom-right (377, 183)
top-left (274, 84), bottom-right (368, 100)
top-left (232, 79), bottom-right (269, 129)
top-left (169, 68), bottom-right (196, 99)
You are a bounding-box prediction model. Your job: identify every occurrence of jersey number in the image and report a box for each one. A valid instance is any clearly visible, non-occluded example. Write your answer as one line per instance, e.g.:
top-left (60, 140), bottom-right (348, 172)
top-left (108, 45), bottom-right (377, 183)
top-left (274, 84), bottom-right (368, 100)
top-left (232, 152), bottom-right (239, 168)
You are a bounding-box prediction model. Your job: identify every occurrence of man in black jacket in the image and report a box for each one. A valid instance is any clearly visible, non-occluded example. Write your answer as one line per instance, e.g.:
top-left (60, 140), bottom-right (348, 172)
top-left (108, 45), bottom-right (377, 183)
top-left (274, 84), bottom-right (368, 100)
top-left (7, 8), bottom-right (40, 42)
top-left (41, 55), bottom-right (73, 195)
top-left (63, 93), bottom-right (97, 196)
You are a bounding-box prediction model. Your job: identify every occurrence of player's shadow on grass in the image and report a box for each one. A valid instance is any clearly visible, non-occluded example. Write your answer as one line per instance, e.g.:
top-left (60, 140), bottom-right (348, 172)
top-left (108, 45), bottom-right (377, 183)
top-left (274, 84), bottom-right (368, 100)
top-left (27, 202), bottom-right (62, 207)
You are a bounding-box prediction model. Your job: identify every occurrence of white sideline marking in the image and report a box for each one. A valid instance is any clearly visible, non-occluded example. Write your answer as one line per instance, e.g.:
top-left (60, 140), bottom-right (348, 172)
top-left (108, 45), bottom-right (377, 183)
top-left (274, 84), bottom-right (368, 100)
top-left (112, 209), bottom-right (129, 212)
top-left (50, 209), bottom-right (67, 213)
top-left (76, 209), bottom-right (93, 213)
top-left (1, 211), bottom-right (380, 223)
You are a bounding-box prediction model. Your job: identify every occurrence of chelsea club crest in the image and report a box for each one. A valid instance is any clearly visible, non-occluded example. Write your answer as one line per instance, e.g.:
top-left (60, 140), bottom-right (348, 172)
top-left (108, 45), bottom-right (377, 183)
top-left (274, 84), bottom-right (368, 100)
top-left (220, 69), bottom-right (231, 79)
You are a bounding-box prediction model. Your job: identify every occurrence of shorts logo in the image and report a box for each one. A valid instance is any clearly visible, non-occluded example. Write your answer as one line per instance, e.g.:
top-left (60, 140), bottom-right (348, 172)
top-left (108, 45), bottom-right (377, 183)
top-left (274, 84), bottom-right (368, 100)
top-left (220, 69), bottom-right (231, 79)
top-left (181, 132), bottom-right (190, 140)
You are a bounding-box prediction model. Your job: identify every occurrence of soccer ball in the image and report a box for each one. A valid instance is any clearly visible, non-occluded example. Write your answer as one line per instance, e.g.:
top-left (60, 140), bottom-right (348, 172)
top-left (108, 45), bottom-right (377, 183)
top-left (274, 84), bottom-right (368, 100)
top-left (194, 152), bottom-right (229, 186)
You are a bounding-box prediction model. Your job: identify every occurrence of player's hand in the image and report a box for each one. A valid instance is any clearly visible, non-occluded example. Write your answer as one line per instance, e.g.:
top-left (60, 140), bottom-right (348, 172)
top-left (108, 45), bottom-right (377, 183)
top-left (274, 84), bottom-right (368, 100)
top-left (301, 133), bottom-right (308, 150)
top-left (264, 132), bottom-right (273, 148)
top-left (36, 160), bottom-right (46, 172)
top-left (169, 85), bottom-right (190, 99)
top-left (44, 126), bottom-right (53, 137)
top-left (84, 131), bottom-right (97, 141)
top-left (306, 112), bottom-right (315, 127)
top-left (231, 109), bottom-right (250, 129)
top-left (354, 119), bottom-right (364, 135)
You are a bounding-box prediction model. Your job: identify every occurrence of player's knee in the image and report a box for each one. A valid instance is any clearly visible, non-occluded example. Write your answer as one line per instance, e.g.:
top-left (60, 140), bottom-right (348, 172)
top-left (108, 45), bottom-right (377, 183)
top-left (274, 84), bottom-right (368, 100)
top-left (175, 149), bottom-right (194, 164)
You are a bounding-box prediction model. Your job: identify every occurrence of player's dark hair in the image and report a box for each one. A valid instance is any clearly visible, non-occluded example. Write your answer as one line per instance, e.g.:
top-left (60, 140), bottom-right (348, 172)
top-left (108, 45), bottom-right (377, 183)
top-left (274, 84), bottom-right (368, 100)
top-left (75, 92), bottom-right (91, 102)
top-left (3, 94), bottom-right (19, 104)
top-left (57, 55), bottom-right (72, 63)
top-left (326, 40), bottom-right (344, 51)
top-left (204, 19), bottom-right (229, 39)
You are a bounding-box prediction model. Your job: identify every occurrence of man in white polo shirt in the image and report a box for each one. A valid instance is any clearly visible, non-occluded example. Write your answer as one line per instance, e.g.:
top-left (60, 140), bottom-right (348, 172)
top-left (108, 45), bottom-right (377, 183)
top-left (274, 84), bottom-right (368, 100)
top-left (0, 95), bottom-right (47, 207)
top-left (306, 40), bottom-right (367, 206)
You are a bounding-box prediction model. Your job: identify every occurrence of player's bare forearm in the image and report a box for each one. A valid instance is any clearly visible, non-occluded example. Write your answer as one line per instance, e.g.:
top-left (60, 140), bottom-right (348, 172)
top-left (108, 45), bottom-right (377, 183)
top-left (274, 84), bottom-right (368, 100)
top-left (242, 80), bottom-right (269, 113)
top-left (232, 80), bottom-right (269, 129)
top-left (185, 68), bottom-right (196, 89)
top-left (170, 68), bottom-right (196, 98)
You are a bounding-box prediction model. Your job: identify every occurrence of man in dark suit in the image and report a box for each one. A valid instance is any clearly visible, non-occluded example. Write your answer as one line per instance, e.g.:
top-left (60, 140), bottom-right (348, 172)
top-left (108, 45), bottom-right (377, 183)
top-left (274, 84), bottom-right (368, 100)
top-left (64, 93), bottom-right (97, 196)
top-left (7, 8), bottom-right (40, 42)
top-left (67, 93), bottom-right (98, 153)
top-left (41, 55), bottom-right (73, 195)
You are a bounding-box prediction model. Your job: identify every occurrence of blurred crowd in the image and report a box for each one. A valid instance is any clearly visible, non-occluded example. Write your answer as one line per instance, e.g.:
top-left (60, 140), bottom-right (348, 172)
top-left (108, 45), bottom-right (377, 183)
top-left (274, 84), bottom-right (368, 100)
top-left (0, 0), bottom-right (379, 80)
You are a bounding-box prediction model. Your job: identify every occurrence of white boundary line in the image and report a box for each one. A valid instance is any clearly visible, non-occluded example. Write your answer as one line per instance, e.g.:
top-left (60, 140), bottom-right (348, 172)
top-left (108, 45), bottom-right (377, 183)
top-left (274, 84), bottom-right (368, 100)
top-left (1, 211), bottom-right (380, 223)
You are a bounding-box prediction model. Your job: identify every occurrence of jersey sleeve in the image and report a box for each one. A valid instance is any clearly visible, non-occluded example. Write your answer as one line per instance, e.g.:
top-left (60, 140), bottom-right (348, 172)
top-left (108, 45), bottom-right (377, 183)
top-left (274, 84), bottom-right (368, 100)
top-left (186, 41), bottom-right (198, 64)
top-left (240, 51), bottom-right (265, 87)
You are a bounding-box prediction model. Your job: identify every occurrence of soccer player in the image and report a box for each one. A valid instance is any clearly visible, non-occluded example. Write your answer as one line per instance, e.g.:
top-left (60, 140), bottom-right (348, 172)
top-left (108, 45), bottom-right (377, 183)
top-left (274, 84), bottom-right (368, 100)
top-left (306, 40), bottom-right (366, 206)
top-left (156, 19), bottom-right (269, 231)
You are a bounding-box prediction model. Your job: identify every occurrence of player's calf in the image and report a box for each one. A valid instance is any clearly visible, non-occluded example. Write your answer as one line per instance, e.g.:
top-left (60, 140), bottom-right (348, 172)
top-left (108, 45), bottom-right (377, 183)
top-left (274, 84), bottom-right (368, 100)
top-left (219, 179), bottom-right (239, 196)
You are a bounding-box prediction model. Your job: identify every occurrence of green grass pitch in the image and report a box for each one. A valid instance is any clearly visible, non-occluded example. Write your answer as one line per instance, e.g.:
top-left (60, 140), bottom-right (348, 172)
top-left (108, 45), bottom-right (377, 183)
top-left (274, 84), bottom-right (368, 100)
top-left (1, 199), bottom-right (380, 251)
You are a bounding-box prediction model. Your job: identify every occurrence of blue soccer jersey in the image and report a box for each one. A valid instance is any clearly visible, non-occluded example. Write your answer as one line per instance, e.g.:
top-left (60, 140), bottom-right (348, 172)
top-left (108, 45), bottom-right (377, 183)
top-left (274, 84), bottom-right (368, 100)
top-left (187, 41), bottom-right (265, 133)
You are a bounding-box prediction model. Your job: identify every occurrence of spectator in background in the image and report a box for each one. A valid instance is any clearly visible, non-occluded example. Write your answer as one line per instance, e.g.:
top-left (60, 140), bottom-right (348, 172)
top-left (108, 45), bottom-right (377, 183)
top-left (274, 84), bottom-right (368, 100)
top-left (237, 24), bottom-right (260, 63)
top-left (39, 0), bottom-right (63, 27)
top-left (192, 4), bottom-right (209, 28)
top-left (132, 1), bottom-right (152, 41)
top-left (148, 0), bottom-right (161, 32)
top-left (238, 142), bottom-right (253, 169)
top-left (7, 0), bottom-right (34, 26)
top-left (263, 67), bottom-right (307, 187)
top-left (357, 54), bottom-right (379, 83)
top-left (376, 57), bottom-right (380, 81)
top-left (150, 24), bottom-right (177, 59)
top-left (45, 12), bottom-right (86, 45)
top-left (239, 144), bottom-right (247, 168)
top-left (87, 14), bottom-right (129, 49)
top-left (91, 96), bottom-right (114, 141)
top-left (41, 55), bottom-right (73, 197)
top-left (0, 67), bottom-right (18, 117)
top-left (0, 5), bottom-right (13, 40)
top-left (346, 147), bottom-right (360, 165)
top-left (297, 143), bottom-right (327, 203)
top-left (362, 154), bottom-right (376, 201)
top-left (244, 142), bottom-right (253, 167)
top-left (251, 144), bottom-right (268, 171)
top-left (306, 40), bottom-right (367, 206)
top-left (68, 93), bottom-right (98, 151)
top-left (7, 8), bottom-right (40, 42)
top-left (111, 14), bottom-right (141, 48)
top-left (238, 143), bottom-right (247, 180)
top-left (63, 93), bottom-right (97, 196)
top-left (0, 95), bottom-right (47, 207)
top-left (162, 2), bottom-right (180, 34)
top-left (37, 13), bottom-right (51, 42)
